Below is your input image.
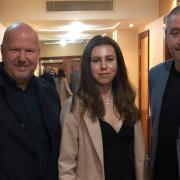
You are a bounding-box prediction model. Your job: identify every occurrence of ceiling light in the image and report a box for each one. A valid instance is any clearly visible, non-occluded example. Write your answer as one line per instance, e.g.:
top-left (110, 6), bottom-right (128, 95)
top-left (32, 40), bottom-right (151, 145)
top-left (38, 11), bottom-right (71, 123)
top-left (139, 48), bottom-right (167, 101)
top-left (59, 39), bottom-right (66, 46)
top-left (38, 22), bottom-right (120, 32)
top-left (129, 24), bottom-right (134, 28)
top-left (64, 21), bottom-right (94, 32)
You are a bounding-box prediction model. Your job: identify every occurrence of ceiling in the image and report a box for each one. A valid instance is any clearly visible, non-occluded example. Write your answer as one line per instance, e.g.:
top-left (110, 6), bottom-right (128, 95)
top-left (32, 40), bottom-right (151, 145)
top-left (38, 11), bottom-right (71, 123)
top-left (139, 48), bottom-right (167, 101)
top-left (28, 20), bottom-right (121, 45)
top-left (1, 18), bottom-right (154, 46)
top-left (0, 0), bottom-right (159, 45)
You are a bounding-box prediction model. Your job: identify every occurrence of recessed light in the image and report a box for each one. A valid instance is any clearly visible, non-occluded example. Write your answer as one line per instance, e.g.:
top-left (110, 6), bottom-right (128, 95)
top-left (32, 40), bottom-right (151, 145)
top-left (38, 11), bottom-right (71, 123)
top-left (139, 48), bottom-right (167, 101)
top-left (129, 24), bottom-right (134, 28)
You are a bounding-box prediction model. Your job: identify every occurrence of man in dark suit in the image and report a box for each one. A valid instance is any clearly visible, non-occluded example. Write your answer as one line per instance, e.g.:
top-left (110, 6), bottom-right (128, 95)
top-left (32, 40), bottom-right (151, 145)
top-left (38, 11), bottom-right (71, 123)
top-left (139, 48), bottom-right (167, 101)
top-left (149, 6), bottom-right (180, 180)
top-left (70, 64), bottom-right (80, 94)
top-left (40, 66), bottom-right (56, 88)
top-left (0, 22), bottom-right (61, 180)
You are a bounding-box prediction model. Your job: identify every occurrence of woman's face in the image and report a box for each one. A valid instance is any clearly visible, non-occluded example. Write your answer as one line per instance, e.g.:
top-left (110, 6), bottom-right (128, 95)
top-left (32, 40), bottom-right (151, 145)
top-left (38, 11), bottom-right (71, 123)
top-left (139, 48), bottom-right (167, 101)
top-left (90, 44), bottom-right (117, 89)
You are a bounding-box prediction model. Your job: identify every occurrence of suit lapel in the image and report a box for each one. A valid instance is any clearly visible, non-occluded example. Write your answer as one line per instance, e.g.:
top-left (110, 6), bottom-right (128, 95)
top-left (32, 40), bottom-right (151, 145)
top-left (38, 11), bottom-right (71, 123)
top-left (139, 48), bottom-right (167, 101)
top-left (154, 61), bottom-right (172, 127)
top-left (154, 64), bottom-right (170, 123)
top-left (5, 87), bottom-right (27, 124)
top-left (151, 60), bottom-right (172, 170)
top-left (36, 80), bottom-right (58, 146)
top-left (84, 112), bottom-right (104, 168)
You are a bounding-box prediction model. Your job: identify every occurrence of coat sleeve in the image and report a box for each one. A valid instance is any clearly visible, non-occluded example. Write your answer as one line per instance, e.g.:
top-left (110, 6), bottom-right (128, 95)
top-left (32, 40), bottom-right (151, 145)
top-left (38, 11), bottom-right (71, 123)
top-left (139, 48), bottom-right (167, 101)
top-left (58, 99), bottom-right (79, 180)
top-left (63, 78), bottom-right (73, 96)
top-left (134, 120), bottom-right (146, 180)
top-left (0, 171), bottom-right (8, 180)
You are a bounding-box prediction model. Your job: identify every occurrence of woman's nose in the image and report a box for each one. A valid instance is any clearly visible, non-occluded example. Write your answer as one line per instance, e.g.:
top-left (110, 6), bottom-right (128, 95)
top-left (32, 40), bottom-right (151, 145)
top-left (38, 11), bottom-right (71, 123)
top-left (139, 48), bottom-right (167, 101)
top-left (100, 60), bottom-right (107, 69)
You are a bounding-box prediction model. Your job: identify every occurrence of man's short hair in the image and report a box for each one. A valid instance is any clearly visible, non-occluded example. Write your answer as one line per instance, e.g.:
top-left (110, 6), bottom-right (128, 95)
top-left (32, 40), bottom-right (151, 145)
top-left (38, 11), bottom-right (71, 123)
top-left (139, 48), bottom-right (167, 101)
top-left (167, 6), bottom-right (180, 21)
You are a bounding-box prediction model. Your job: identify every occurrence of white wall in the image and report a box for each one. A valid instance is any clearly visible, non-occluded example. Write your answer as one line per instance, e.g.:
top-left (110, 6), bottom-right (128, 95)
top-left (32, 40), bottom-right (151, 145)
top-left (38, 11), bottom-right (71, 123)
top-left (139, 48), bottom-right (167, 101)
top-left (0, 0), bottom-right (158, 22)
top-left (117, 29), bottom-right (139, 92)
top-left (139, 16), bottom-right (165, 69)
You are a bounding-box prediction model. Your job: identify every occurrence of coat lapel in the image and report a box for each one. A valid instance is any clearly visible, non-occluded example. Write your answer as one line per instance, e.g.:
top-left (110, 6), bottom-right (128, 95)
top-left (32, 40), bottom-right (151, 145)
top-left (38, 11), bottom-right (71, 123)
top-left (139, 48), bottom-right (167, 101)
top-left (151, 60), bottom-right (172, 171)
top-left (5, 87), bottom-right (28, 125)
top-left (36, 79), bottom-right (60, 146)
top-left (153, 62), bottom-right (171, 122)
top-left (84, 112), bottom-right (104, 168)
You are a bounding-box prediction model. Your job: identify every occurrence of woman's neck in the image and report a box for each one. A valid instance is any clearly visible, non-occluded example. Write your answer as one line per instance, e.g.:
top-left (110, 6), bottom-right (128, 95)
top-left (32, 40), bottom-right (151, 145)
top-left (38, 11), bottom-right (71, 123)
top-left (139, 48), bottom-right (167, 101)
top-left (98, 85), bottom-right (112, 105)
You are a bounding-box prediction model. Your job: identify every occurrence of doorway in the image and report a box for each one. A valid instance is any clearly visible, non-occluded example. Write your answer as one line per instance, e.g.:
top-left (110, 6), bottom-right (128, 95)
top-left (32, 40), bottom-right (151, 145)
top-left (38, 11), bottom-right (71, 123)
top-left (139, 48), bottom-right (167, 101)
top-left (138, 30), bottom-right (149, 155)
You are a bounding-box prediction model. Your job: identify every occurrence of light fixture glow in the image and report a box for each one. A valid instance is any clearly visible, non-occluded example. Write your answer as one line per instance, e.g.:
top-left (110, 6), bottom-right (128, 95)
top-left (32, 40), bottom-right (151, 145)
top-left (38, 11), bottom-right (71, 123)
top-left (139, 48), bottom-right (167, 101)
top-left (59, 39), bottom-right (66, 46)
top-left (39, 21), bottom-right (121, 45)
top-left (129, 24), bottom-right (134, 28)
top-left (38, 22), bottom-right (120, 32)
top-left (66, 21), bottom-right (94, 32)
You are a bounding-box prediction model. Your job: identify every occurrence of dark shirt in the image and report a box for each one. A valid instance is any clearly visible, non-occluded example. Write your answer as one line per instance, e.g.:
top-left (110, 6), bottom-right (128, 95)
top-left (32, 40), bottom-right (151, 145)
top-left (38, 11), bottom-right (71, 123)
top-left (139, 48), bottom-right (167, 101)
top-left (154, 63), bottom-right (180, 180)
top-left (99, 120), bottom-right (135, 180)
top-left (1, 68), bottom-right (50, 175)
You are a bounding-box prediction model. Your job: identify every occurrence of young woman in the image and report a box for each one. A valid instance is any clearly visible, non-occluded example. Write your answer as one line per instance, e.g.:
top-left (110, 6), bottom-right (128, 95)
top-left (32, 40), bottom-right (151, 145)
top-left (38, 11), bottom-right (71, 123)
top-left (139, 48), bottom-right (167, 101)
top-left (58, 35), bottom-right (145, 180)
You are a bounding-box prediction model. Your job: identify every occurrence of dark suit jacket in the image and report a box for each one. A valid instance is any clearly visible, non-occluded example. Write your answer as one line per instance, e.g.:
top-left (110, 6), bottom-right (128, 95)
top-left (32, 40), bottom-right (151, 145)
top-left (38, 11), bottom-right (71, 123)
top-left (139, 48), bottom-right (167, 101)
top-left (149, 59), bottom-right (180, 179)
top-left (70, 71), bottom-right (80, 94)
top-left (0, 71), bottom-right (61, 180)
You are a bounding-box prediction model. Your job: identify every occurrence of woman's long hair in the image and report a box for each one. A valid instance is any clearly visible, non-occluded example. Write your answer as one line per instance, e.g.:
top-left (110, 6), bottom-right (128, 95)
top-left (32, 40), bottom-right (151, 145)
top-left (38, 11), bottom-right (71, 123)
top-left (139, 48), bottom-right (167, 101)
top-left (71, 35), bottom-right (139, 125)
top-left (58, 69), bottom-right (66, 78)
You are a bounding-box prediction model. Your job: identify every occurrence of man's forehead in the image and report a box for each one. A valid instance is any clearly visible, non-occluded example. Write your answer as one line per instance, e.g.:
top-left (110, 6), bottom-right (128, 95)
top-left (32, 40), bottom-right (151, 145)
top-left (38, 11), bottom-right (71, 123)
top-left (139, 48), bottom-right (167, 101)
top-left (167, 15), bottom-right (180, 26)
top-left (8, 27), bottom-right (35, 37)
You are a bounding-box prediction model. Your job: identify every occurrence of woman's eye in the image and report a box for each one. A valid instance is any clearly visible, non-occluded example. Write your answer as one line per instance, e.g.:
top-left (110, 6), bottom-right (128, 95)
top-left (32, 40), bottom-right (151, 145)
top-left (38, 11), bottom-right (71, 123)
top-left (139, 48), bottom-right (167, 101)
top-left (91, 59), bottom-right (100, 63)
top-left (106, 56), bottom-right (114, 61)
top-left (107, 57), bottom-right (113, 61)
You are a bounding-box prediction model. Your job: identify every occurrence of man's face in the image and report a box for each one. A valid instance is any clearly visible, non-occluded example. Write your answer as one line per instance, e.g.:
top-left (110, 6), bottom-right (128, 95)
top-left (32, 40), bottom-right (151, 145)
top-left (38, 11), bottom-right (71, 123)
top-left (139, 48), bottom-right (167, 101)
top-left (166, 15), bottom-right (180, 63)
top-left (1, 27), bottom-right (40, 87)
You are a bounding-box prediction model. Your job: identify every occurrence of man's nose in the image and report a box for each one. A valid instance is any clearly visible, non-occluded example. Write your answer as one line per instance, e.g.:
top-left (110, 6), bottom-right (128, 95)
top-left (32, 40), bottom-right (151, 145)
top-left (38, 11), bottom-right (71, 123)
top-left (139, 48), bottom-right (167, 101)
top-left (178, 34), bottom-right (180, 42)
top-left (19, 50), bottom-right (26, 61)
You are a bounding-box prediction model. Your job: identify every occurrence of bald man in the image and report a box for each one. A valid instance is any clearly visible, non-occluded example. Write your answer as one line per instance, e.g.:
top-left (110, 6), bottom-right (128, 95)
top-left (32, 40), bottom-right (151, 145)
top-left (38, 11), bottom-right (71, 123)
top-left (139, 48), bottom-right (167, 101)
top-left (0, 23), bottom-right (61, 180)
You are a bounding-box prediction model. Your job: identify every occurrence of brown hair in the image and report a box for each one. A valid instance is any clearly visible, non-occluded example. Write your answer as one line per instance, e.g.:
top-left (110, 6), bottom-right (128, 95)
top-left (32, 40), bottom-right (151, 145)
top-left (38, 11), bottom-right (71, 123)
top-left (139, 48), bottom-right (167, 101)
top-left (71, 35), bottom-right (139, 125)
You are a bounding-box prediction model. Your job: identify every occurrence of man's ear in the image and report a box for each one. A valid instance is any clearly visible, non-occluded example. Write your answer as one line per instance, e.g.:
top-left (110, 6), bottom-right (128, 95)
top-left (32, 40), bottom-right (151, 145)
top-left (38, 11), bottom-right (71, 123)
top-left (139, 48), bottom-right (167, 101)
top-left (165, 27), bottom-right (167, 35)
top-left (165, 28), bottom-right (168, 45)
top-left (1, 45), bottom-right (4, 61)
top-left (37, 47), bottom-right (40, 57)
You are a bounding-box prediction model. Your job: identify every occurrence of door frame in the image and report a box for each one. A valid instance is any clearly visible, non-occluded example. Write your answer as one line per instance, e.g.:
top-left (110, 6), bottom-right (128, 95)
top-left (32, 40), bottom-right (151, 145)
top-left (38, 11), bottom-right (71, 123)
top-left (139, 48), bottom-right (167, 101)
top-left (138, 30), bottom-right (150, 155)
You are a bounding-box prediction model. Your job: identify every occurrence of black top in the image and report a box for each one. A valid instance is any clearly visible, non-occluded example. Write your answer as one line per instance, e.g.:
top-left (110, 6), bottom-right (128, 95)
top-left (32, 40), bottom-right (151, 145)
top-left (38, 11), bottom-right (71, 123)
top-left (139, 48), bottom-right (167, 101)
top-left (99, 119), bottom-right (135, 180)
top-left (154, 63), bottom-right (180, 180)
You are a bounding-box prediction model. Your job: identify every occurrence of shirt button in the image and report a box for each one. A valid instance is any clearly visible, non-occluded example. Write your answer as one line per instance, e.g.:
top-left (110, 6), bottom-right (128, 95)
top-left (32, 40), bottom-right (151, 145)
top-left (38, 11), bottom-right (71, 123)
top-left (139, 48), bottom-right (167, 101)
top-left (39, 163), bottom-right (43, 168)
top-left (21, 123), bottom-right (26, 129)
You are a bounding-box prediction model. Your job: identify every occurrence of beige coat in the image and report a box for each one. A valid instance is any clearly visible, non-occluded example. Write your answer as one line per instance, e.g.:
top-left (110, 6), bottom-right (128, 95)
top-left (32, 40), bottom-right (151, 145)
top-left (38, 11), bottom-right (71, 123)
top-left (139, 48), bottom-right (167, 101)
top-left (55, 77), bottom-right (73, 106)
top-left (58, 97), bottom-right (145, 180)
